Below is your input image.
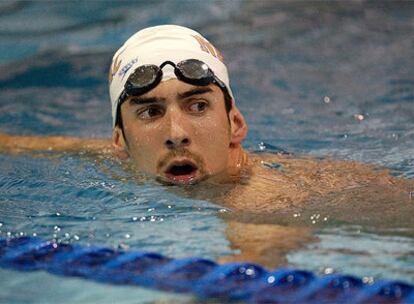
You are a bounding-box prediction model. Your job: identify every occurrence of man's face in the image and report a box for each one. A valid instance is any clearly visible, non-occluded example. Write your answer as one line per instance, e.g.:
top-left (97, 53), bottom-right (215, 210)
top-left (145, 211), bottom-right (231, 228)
top-left (115, 79), bottom-right (233, 185)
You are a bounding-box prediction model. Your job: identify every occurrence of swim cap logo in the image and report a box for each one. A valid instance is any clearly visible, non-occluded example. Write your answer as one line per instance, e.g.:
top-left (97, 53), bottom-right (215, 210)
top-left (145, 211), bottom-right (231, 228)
top-left (108, 54), bottom-right (122, 84)
top-left (192, 35), bottom-right (224, 62)
top-left (118, 57), bottom-right (139, 79)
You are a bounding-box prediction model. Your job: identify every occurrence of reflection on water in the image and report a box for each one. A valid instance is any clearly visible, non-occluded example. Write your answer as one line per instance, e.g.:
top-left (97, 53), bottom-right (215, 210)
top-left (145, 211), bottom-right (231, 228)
top-left (0, 0), bottom-right (413, 302)
top-left (0, 154), bottom-right (231, 259)
top-left (289, 225), bottom-right (414, 283)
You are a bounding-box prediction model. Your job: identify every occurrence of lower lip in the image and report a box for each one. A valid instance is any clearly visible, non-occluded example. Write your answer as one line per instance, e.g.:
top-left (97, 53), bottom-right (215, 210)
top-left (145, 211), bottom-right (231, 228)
top-left (164, 171), bottom-right (198, 184)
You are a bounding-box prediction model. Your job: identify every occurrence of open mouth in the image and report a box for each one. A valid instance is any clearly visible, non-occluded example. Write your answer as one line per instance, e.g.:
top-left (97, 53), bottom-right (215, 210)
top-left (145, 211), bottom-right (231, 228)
top-left (164, 160), bottom-right (198, 184)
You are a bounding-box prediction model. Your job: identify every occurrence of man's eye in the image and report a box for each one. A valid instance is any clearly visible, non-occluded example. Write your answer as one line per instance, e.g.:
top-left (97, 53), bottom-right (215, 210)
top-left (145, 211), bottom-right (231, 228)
top-left (137, 106), bottom-right (164, 119)
top-left (188, 101), bottom-right (208, 113)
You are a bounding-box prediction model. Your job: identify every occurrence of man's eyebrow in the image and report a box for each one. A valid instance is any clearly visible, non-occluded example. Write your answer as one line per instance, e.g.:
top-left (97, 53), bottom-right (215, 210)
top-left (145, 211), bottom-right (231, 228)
top-left (128, 96), bottom-right (166, 106)
top-left (177, 87), bottom-right (213, 99)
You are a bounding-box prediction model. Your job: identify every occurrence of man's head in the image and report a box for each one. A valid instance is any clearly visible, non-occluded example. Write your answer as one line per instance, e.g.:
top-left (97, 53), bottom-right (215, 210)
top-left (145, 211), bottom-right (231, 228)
top-left (109, 25), bottom-right (247, 184)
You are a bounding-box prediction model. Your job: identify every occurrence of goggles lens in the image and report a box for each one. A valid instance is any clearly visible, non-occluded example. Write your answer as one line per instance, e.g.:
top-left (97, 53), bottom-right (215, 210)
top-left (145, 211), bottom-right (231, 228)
top-left (129, 65), bottom-right (159, 87)
top-left (123, 59), bottom-right (219, 98)
top-left (125, 64), bottom-right (161, 96)
top-left (177, 59), bottom-right (212, 80)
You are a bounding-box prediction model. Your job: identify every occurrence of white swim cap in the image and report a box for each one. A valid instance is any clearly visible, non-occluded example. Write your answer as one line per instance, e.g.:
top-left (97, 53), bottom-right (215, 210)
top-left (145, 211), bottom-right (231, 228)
top-left (108, 24), bottom-right (234, 128)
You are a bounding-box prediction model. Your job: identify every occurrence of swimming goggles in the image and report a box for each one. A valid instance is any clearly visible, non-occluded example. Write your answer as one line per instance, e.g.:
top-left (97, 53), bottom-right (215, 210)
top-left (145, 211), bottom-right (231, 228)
top-left (118, 59), bottom-right (230, 105)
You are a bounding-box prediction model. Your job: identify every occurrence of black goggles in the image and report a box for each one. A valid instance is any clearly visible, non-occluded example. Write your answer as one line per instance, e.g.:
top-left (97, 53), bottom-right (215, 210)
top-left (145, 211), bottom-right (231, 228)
top-left (118, 59), bottom-right (230, 106)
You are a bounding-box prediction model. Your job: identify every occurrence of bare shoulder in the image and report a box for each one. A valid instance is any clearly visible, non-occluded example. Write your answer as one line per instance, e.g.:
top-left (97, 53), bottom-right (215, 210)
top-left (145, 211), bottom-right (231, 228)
top-left (221, 152), bottom-right (413, 215)
top-left (0, 132), bottom-right (112, 155)
top-left (249, 152), bottom-right (413, 191)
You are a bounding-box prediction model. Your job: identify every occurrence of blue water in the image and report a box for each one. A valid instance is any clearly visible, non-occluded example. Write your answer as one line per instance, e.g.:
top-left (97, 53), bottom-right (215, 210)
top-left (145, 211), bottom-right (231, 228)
top-left (0, 1), bottom-right (413, 303)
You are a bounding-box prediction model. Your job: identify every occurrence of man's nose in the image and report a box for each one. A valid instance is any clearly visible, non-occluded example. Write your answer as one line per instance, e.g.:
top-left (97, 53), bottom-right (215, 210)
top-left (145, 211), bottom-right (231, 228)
top-left (163, 110), bottom-right (192, 150)
top-left (165, 136), bottom-right (191, 149)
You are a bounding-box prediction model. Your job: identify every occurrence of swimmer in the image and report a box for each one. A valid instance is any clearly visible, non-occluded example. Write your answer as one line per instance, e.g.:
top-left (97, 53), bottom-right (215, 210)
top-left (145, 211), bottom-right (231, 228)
top-left (0, 25), bottom-right (413, 268)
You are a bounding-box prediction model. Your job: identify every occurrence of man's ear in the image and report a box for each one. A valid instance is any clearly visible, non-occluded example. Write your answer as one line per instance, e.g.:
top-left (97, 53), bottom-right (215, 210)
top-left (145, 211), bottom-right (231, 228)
top-left (112, 126), bottom-right (129, 159)
top-left (229, 106), bottom-right (247, 147)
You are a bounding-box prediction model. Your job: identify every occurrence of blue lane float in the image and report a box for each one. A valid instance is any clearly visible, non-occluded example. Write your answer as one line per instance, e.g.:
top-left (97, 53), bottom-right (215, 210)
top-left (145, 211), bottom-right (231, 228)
top-left (1, 236), bottom-right (413, 303)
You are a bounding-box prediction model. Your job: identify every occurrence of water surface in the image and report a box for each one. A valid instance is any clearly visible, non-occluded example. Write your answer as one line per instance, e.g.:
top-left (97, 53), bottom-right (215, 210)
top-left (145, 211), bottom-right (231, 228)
top-left (0, 1), bottom-right (413, 303)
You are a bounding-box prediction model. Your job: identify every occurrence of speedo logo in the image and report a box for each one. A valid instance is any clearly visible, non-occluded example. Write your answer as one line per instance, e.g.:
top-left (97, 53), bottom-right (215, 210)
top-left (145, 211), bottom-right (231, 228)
top-left (118, 57), bottom-right (139, 79)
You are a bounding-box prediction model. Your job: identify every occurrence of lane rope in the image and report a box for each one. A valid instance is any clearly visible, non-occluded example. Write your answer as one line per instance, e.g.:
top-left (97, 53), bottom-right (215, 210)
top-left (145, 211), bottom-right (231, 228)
top-left (1, 236), bottom-right (413, 303)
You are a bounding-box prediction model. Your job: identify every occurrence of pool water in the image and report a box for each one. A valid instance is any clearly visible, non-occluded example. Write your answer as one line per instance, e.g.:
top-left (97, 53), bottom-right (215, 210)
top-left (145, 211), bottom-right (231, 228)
top-left (0, 1), bottom-right (413, 303)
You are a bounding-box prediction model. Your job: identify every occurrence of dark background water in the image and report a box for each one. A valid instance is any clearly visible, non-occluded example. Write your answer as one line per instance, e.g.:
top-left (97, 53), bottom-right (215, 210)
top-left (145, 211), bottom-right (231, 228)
top-left (0, 1), bottom-right (413, 303)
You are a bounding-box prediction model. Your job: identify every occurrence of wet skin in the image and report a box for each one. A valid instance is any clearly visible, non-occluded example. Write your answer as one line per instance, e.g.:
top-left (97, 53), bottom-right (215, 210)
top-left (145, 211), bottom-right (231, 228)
top-left (0, 79), bottom-right (413, 268)
top-left (112, 79), bottom-right (248, 186)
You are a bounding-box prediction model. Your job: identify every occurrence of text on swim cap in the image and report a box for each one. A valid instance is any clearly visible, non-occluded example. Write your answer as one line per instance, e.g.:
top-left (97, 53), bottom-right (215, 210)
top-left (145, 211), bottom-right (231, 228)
top-left (118, 57), bottom-right (139, 79)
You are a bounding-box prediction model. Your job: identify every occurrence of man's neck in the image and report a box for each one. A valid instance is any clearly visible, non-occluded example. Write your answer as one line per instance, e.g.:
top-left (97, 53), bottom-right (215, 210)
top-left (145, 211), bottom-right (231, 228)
top-left (206, 145), bottom-right (250, 185)
top-left (228, 145), bottom-right (249, 172)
